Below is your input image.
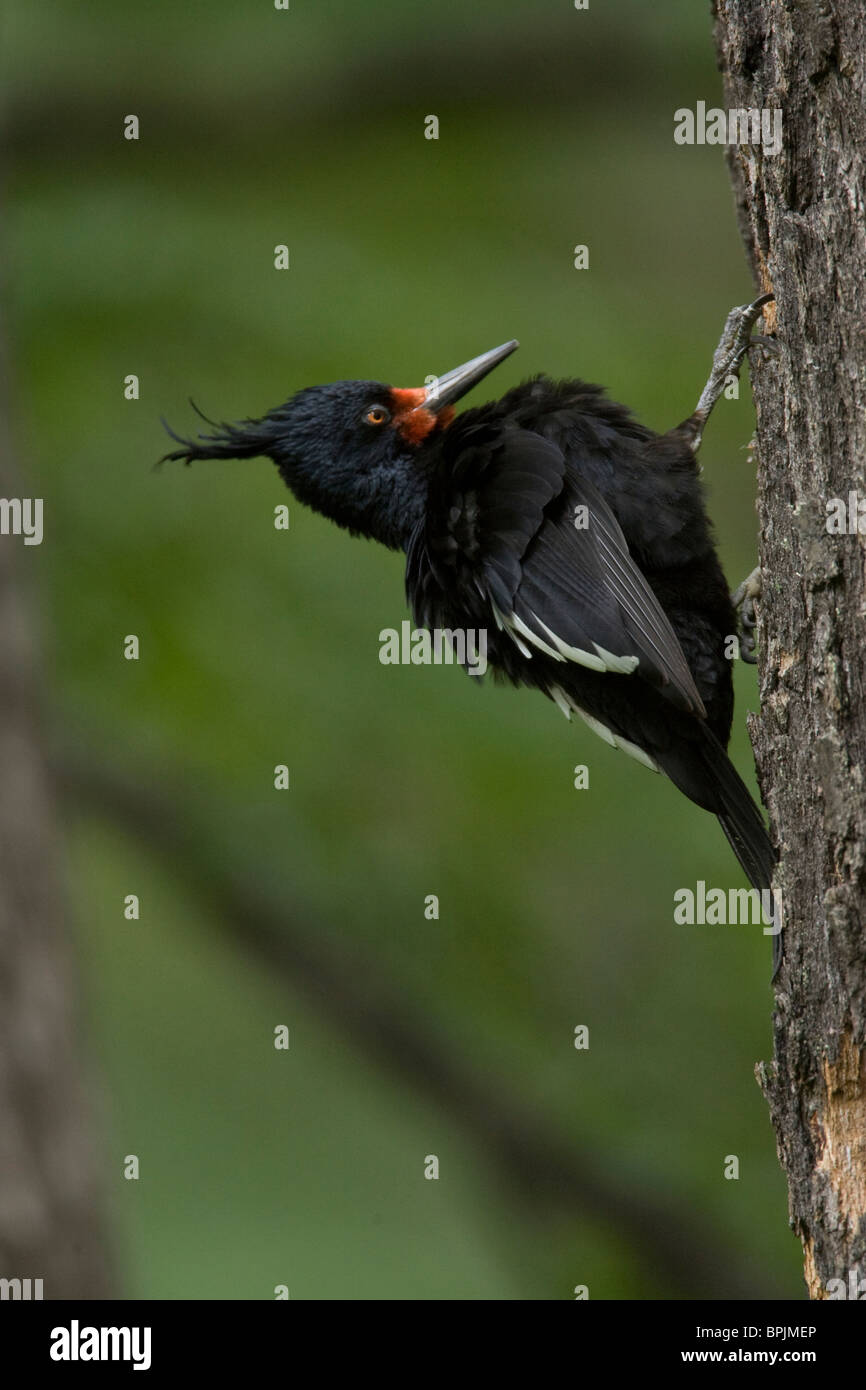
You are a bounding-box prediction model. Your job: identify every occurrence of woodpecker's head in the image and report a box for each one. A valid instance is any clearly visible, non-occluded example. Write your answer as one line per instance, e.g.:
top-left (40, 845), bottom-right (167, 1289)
top-left (161, 340), bottom-right (519, 550)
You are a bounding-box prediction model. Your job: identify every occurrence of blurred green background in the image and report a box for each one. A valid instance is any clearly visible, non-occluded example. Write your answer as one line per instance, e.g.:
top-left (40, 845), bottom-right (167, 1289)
top-left (5, 0), bottom-right (802, 1298)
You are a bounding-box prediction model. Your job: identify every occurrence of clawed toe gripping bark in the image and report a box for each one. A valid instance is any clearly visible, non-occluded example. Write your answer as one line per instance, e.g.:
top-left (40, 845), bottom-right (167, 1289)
top-left (732, 565), bottom-right (762, 663)
top-left (674, 293), bottom-right (775, 453)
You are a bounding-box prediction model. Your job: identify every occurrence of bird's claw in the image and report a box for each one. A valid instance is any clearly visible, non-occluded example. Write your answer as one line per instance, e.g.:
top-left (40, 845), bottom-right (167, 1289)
top-left (732, 565), bottom-right (762, 664)
top-left (684, 294), bottom-right (775, 453)
top-left (721, 294), bottom-right (775, 379)
top-left (746, 336), bottom-right (779, 362)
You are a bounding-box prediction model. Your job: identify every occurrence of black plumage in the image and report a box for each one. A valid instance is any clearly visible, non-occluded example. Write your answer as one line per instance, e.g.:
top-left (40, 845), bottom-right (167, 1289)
top-left (163, 315), bottom-right (778, 969)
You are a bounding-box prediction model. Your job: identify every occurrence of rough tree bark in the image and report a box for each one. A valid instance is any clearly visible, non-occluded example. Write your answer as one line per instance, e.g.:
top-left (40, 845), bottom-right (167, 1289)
top-left (0, 342), bottom-right (113, 1298)
top-left (713, 2), bottom-right (866, 1299)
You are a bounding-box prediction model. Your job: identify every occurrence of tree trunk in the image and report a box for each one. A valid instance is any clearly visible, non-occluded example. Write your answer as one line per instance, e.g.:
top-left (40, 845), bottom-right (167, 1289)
top-left (0, 343), bottom-right (114, 1298)
top-left (713, 2), bottom-right (866, 1300)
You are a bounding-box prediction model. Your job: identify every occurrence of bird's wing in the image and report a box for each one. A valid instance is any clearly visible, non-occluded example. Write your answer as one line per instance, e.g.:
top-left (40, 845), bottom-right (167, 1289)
top-left (426, 426), bottom-right (706, 717)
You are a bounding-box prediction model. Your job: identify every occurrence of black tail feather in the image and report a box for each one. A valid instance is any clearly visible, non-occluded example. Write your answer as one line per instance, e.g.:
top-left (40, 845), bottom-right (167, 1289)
top-left (700, 727), bottom-right (781, 977)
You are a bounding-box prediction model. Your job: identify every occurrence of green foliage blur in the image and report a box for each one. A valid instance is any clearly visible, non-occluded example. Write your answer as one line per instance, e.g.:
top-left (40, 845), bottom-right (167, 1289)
top-left (6, 0), bottom-right (802, 1298)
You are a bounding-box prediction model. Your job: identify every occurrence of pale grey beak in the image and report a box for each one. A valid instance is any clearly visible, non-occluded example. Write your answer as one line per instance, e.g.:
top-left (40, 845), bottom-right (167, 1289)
top-left (419, 339), bottom-right (520, 412)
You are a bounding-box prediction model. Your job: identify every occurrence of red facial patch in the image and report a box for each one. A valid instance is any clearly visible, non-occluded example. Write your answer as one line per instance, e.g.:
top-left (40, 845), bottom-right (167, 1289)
top-left (388, 387), bottom-right (455, 444)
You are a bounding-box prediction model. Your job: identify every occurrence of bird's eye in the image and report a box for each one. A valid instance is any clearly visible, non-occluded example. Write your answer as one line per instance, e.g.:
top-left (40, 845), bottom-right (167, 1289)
top-left (364, 404), bottom-right (390, 426)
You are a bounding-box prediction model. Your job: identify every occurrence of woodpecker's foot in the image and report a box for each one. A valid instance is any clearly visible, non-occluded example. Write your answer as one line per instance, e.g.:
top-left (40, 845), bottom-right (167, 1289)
top-left (732, 565), bottom-right (762, 663)
top-left (674, 293), bottom-right (775, 453)
top-left (746, 336), bottom-right (780, 363)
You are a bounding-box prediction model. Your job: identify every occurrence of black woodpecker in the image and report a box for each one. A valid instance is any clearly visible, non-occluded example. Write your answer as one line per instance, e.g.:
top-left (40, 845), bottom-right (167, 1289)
top-left (162, 295), bottom-right (779, 971)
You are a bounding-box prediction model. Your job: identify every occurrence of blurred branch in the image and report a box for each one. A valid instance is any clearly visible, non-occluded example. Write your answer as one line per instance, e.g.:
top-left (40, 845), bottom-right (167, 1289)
top-left (5, 19), bottom-right (690, 159)
top-left (59, 749), bottom-right (787, 1299)
top-left (0, 342), bottom-right (113, 1297)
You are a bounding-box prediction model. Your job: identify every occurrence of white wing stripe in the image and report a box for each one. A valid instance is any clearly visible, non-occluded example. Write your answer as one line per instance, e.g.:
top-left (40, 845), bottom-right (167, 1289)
top-left (550, 686), bottom-right (660, 772)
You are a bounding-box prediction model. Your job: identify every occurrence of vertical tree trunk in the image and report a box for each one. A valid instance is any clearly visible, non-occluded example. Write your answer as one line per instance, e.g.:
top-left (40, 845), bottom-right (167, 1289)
top-left (0, 343), bottom-right (113, 1298)
top-left (713, 2), bottom-right (866, 1299)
